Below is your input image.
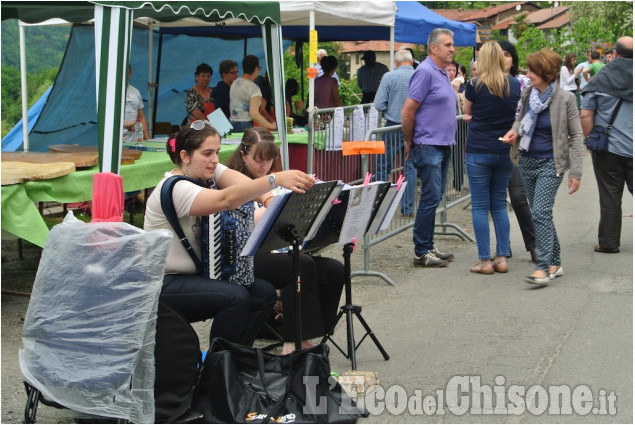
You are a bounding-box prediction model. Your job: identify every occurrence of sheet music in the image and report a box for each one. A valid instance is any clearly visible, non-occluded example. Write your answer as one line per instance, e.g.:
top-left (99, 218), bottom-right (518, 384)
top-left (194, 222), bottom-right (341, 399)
top-left (367, 182), bottom-right (408, 235)
top-left (207, 108), bottom-right (233, 137)
top-left (367, 105), bottom-right (378, 141)
top-left (303, 181), bottom-right (344, 243)
top-left (351, 105), bottom-right (366, 141)
top-left (338, 184), bottom-right (379, 245)
top-left (326, 107), bottom-right (345, 151)
top-left (380, 182), bottom-right (407, 231)
top-left (241, 193), bottom-right (289, 256)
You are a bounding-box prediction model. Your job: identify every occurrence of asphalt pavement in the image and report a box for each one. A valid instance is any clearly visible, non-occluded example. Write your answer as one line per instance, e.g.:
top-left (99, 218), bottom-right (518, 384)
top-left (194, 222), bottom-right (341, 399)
top-left (325, 152), bottom-right (633, 423)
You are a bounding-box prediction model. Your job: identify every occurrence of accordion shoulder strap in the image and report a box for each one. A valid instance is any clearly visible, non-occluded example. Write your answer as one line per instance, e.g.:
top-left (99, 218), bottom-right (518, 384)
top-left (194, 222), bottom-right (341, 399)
top-left (160, 175), bottom-right (208, 273)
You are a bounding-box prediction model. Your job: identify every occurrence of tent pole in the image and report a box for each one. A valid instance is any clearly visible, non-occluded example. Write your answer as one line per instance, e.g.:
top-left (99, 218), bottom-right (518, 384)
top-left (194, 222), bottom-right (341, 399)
top-left (390, 26), bottom-right (395, 67)
top-left (307, 10), bottom-right (315, 174)
top-left (147, 22), bottom-right (154, 136)
top-left (152, 31), bottom-right (164, 134)
top-left (19, 22), bottom-right (29, 152)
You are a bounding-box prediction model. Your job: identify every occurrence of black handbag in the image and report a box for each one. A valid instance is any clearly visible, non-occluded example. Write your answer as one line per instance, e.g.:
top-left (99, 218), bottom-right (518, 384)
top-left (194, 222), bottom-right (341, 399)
top-left (586, 98), bottom-right (623, 153)
top-left (191, 338), bottom-right (365, 423)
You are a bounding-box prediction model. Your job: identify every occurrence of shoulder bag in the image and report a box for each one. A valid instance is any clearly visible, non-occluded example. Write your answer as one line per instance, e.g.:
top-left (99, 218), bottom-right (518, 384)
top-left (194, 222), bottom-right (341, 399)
top-left (586, 98), bottom-right (623, 153)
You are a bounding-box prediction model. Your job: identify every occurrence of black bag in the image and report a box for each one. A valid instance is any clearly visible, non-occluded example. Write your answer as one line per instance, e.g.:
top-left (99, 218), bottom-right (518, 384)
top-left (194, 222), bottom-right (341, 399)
top-left (586, 98), bottom-right (623, 153)
top-left (154, 302), bottom-right (202, 423)
top-left (191, 338), bottom-right (365, 423)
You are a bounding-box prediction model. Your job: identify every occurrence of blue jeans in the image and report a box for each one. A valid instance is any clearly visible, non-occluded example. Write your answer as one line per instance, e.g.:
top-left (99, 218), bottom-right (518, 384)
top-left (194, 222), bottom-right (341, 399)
top-left (230, 121), bottom-right (254, 132)
top-left (410, 144), bottom-right (451, 256)
top-left (465, 152), bottom-right (514, 260)
top-left (161, 274), bottom-right (276, 346)
top-left (375, 120), bottom-right (417, 215)
top-left (518, 156), bottom-right (563, 272)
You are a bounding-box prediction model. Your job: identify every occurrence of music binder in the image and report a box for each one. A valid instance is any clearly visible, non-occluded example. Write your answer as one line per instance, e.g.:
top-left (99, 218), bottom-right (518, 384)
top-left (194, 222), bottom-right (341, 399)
top-left (302, 181), bottom-right (392, 253)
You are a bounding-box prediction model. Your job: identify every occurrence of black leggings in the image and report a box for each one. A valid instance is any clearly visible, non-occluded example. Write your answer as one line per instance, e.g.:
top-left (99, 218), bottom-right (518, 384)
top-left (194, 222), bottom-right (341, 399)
top-left (254, 252), bottom-right (345, 341)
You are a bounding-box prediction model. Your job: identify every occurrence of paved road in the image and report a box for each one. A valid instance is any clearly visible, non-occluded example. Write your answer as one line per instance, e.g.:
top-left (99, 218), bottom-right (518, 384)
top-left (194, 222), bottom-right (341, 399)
top-left (326, 152), bottom-right (633, 423)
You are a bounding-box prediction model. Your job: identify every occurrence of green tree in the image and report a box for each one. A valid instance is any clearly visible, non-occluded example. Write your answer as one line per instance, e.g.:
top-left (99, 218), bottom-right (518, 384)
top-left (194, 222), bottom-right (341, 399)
top-left (567, 1), bottom-right (633, 39)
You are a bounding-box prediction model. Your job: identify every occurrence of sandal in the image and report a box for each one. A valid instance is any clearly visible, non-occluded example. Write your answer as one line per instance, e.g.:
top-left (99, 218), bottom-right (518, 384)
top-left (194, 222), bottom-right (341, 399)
top-left (492, 258), bottom-right (509, 273)
top-left (470, 261), bottom-right (494, 275)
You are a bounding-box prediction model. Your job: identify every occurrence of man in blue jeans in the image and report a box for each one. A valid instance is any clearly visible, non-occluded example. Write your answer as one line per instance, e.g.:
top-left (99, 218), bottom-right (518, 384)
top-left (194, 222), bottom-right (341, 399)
top-left (401, 28), bottom-right (458, 267)
top-left (374, 48), bottom-right (417, 216)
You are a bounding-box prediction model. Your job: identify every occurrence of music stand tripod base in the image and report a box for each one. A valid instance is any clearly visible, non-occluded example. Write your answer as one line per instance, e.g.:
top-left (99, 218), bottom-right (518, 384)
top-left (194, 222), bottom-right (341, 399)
top-left (321, 242), bottom-right (389, 370)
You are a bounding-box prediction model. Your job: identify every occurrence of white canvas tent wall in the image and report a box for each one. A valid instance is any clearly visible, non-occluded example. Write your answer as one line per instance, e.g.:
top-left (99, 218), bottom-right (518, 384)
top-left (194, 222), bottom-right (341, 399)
top-left (1, 1), bottom-right (288, 172)
top-left (278, 1), bottom-right (397, 115)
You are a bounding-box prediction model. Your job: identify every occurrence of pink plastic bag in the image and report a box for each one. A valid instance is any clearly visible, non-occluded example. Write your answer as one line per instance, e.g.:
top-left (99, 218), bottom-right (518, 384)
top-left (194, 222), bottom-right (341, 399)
top-left (91, 172), bottom-right (124, 222)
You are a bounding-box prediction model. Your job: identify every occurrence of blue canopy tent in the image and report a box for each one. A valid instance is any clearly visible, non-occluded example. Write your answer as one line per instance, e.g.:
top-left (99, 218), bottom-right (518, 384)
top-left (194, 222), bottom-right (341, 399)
top-left (1, 25), bottom-right (292, 154)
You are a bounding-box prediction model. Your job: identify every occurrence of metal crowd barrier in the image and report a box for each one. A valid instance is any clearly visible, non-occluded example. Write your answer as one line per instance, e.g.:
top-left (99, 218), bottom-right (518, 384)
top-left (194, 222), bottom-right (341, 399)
top-left (307, 103), bottom-right (379, 184)
top-left (307, 112), bottom-right (474, 286)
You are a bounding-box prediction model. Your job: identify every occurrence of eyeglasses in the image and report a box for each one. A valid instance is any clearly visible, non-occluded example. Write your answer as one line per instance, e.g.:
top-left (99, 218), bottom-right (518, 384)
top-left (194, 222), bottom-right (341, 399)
top-left (190, 120), bottom-right (212, 131)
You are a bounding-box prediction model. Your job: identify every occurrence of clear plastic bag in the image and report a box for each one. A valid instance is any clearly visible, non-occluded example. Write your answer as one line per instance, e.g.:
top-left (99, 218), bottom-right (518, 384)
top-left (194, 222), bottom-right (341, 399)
top-left (19, 212), bottom-right (172, 423)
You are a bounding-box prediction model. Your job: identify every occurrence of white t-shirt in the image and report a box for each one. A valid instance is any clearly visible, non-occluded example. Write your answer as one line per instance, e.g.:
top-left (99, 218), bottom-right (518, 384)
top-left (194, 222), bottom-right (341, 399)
top-left (144, 165), bottom-right (227, 274)
top-left (123, 84), bottom-right (144, 143)
top-left (229, 77), bottom-right (262, 123)
top-left (560, 66), bottom-right (577, 91)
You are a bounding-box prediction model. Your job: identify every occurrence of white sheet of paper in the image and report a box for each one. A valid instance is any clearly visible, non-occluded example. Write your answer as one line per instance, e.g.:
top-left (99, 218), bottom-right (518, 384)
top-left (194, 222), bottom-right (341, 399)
top-left (326, 107), bottom-right (345, 151)
top-left (338, 184), bottom-right (379, 245)
top-left (207, 108), bottom-right (233, 138)
top-left (366, 184), bottom-right (398, 236)
top-left (241, 193), bottom-right (289, 256)
top-left (366, 105), bottom-right (379, 141)
top-left (351, 105), bottom-right (366, 141)
top-left (303, 181), bottom-right (344, 243)
top-left (379, 182), bottom-right (407, 231)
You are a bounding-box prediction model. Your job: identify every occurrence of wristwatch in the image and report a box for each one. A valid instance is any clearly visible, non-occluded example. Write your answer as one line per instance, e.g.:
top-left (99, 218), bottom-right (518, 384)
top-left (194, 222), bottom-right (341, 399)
top-left (268, 173), bottom-right (277, 189)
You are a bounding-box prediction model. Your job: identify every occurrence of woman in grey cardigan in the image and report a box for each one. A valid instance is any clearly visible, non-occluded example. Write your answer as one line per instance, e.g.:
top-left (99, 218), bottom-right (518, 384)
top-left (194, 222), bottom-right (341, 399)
top-left (501, 48), bottom-right (584, 285)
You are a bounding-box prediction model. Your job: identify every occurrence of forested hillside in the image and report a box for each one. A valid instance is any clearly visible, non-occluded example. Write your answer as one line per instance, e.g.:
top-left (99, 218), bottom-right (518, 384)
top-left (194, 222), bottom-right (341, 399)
top-left (1, 21), bottom-right (70, 72)
top-left (1, 22), bottom-right (69, 136)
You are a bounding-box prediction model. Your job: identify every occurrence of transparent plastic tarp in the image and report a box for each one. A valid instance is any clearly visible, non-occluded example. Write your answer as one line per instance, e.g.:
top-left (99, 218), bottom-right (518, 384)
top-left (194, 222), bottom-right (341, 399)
top-left (19, 212), bottom-right (172, 423)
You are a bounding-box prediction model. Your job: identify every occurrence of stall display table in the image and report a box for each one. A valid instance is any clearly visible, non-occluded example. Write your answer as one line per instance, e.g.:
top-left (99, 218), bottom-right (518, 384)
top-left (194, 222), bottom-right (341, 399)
top-left (1, 141), bottom-right (241, 248)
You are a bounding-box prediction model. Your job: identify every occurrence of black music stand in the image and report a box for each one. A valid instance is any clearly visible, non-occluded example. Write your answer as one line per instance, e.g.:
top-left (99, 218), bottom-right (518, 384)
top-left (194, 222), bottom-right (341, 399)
top-left (245, 181), bottom-right (339, 351)
top-left (304, 183), bottom-right (392, 370)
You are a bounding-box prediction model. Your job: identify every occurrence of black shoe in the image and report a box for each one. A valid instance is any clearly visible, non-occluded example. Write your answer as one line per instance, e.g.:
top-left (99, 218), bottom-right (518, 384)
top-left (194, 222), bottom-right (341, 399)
top-left (594, 244), bottom-right (619, 253)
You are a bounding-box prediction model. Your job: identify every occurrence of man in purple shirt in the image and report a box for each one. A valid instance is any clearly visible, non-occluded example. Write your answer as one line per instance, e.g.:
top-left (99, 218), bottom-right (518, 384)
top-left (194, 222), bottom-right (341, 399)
top-left (401, 28), bottom-right (458, 268)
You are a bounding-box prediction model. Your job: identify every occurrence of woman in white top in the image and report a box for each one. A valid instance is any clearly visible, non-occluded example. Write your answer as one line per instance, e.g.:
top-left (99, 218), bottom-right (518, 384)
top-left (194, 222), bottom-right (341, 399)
top-left (560, 53), bottom-right (582, 94)
top-left (144, 120), bottom-right (315, 346)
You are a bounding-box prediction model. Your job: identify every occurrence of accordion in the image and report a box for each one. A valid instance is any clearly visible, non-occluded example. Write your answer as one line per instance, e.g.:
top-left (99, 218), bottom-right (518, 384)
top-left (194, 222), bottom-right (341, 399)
top-left (202, 202), bottom-right (255, 287)
top-left (160, 176), bottom-right (255, 286)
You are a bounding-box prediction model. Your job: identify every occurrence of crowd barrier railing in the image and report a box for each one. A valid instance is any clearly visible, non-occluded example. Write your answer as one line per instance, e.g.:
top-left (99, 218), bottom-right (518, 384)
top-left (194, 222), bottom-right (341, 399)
top-left (307, 113), bottom-right (474, 286)
top-left (307, 103), bottom-right (379, 184)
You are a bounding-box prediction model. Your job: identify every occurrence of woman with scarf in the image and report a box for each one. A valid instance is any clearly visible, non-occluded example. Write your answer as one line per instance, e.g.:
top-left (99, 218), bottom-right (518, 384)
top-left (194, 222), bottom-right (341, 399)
top-left (501, 48), bottom-right (584, 285)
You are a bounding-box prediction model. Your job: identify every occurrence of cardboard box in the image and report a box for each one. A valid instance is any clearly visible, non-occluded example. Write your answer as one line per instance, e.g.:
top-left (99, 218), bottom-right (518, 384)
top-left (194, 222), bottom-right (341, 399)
top-left (336, 370), bottom-right (378, 398)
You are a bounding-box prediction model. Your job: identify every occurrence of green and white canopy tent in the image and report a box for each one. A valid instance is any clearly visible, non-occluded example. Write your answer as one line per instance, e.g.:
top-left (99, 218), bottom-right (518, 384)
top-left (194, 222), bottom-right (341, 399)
top-left (2, 1), bottom-right (288, 174)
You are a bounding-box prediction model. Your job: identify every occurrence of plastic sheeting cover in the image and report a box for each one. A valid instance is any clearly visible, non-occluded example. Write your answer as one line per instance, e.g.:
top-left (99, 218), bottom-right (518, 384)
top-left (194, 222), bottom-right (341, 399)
top-left (19, 212), bottom-right (172, 424)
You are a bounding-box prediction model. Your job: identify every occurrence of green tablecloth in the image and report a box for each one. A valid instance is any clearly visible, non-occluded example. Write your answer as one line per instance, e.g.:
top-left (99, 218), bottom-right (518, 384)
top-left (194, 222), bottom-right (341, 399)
top-left (1, 142), bottom-right (242, 247)
top-left (0, 132), bottom-right (311, 247)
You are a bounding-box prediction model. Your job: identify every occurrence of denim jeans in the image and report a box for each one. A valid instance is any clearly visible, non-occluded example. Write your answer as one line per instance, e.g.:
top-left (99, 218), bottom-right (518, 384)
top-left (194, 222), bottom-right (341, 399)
top-left (518, 156), bottom-right (564, 272)
top-left (375, 120), bottom-right (417, 215)
top-left (161, 274), bottom-right (276, 346)
top-left (410, 144), bottom-right (451, 256)
top-left (465, 152), bottom-right (514, 260)
top-left (230, 120), bottom-right (254, 132)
